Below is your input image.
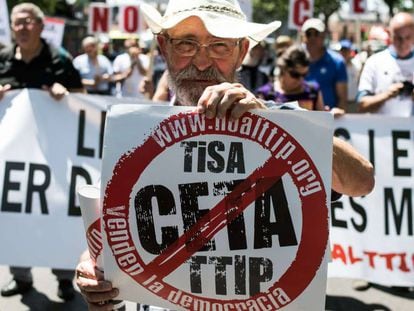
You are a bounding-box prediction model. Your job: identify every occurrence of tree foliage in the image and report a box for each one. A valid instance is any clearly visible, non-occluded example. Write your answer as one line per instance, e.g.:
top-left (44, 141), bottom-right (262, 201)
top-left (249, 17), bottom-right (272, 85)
top-left (6, 0), bottom-right (58, 15)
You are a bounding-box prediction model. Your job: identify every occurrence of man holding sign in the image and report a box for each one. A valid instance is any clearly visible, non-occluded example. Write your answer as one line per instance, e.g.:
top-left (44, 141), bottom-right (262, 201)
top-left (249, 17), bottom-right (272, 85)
top-left (76, 0), bottom-right (374, 309)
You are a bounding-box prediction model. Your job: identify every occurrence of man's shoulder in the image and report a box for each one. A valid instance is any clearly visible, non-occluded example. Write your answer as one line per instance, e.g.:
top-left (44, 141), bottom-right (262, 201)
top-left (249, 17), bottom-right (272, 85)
top-left (365, 49), bottom-right (390, 64)
top-left (0, 44), bottom-right (15, 60)
top-left (44, 41), bottom-right (74, 63)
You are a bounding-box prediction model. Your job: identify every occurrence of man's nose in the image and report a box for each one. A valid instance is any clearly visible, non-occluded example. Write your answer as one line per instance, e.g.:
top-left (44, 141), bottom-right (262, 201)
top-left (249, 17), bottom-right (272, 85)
top-left (192, 47), bottom-right (213, 71)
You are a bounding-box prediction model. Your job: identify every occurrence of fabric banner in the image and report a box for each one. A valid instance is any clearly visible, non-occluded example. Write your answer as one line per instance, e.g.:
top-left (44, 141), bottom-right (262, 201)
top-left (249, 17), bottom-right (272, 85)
top-left (329, 114), bottom-right (414, 286)
top-left (0, 89), bottom-right (145, 269)
top-left (101, 104), bottom-right (333, 309)
top-left (0, 0), bottom-right (11, 46)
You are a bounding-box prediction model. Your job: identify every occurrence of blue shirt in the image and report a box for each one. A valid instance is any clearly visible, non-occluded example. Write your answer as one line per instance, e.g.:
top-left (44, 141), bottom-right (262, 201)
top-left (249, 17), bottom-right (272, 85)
top-left (306, 49), bottom-right (347, 109)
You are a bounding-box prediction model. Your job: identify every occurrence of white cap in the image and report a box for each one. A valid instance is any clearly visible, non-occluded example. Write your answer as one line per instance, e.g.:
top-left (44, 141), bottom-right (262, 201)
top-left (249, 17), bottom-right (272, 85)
top-left (301, 18), bottom-right (325, 33)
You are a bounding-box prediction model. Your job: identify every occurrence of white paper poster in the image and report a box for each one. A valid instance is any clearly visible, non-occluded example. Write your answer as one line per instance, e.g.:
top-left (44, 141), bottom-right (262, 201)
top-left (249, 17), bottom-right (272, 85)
top-left (0, 90), bottom-right (133, 269)
top-left (41, 17), bottom-right (65, 48)
top-left (0, 0), bottom-right (11, 46)
top-left (101, 105), bottom-right (332, 310)
top-left (288, 0), bottom-right (314, 30)
top-left (328, 114), bottom-right (414, 286)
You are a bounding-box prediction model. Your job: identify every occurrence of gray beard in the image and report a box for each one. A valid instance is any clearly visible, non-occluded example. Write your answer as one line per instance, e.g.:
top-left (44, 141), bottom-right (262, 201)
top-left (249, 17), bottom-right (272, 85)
top-left (167, 64), bottom-right (238, 106)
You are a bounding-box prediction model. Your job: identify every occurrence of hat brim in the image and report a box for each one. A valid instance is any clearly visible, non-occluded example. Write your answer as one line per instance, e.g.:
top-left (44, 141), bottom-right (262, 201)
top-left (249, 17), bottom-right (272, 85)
top-left (140, 3), bottom-right (281, 46)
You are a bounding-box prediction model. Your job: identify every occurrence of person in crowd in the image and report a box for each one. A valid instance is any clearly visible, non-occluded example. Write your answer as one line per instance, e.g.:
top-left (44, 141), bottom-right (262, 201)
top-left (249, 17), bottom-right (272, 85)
top-left (75, 0), bottom-right (374, 309)
top-left (337, 39), bottom-right (361, 112)
top-left (112, 38), bottom-right (149, 98)
top-left (256, 44), bottom-right (324, 111)
top-left (357, 12), bottom-right (414, 117)
top-left (274, 35), bottom-right (293, 58)
top-left (73, 36), bottom-right (113, 95)
top-left (238, 41), bottom-right (269, 92)
top-left (0, 2), bottom-right (84, 300)
top-left (301, 18), bottom-right (348, 112)
top-left (354, 12), bottom-right (414, 292)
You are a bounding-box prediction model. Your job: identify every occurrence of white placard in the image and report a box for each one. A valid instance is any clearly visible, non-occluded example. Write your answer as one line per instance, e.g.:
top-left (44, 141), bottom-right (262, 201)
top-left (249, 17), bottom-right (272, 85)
top-left (328, 114), bottom-right (414, 286)
top-left (101, 105), bottom-right (332, 310)
top-left (0, 89), bottom-right (143, 269)
top-left (0, 0), bottom-right (11, 46)
top-left (288, 0), bottom-right (314, 30)
top-left (41, 17), bottom-right (65, 48)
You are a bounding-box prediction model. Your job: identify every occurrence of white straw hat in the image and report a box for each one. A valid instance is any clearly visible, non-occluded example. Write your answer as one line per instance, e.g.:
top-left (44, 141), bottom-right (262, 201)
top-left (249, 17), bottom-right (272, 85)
top-left (139, 0), bottom-right (281, 46)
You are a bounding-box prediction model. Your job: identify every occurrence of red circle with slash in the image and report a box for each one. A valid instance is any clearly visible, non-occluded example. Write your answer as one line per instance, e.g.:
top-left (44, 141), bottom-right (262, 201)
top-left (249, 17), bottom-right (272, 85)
top-left (103, 111), bottom-right (329, 309)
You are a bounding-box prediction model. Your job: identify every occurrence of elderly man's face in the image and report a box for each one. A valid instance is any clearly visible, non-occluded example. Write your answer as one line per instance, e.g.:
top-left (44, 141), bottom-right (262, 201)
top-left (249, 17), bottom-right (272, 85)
top-left (392, 25), bottom-right (414, 58)
top-left (158, 16), bottom-right (249, 105)
top-left (11, 11), bottom-right (43, 50)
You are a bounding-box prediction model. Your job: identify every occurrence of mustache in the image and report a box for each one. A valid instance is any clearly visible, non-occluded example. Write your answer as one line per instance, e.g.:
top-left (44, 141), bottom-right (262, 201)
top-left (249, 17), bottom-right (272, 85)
top-left (173, 65), bottom-right (228, 84)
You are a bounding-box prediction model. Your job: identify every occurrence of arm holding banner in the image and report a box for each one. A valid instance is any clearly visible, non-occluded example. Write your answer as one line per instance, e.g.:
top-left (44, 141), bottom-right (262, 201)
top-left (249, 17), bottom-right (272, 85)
top-left (332, 137), bottom-right (375, 197)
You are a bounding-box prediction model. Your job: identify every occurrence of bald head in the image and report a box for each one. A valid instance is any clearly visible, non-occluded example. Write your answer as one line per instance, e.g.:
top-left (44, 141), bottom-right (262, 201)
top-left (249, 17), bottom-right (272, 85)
top-left (390, 12), bottom-right (414, 32)
top-left (389, 12), bottom-right (414, 58)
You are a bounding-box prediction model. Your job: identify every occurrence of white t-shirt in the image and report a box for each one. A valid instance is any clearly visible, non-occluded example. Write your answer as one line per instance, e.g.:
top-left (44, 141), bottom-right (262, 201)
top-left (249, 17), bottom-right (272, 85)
top-left (113, 52), bottom-right (149, 98)
top-left (358, 48), bottom-right (414, 116)
top-left (73, 54), bottom-right (113, 93)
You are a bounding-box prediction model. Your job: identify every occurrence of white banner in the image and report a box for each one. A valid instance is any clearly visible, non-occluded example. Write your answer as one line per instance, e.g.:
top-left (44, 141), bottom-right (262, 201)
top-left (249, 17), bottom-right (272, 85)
top-left (41, 17), bottom-right (65, 48)
top-left (0, 0), bottom-right (11, 46)
top-left (0, 89), bottom-right (143, 269)
top-left (288, 0), bottom-right (314, 30)
top-left (101, 105), bottom-right (332, 309)
top-left (329, 114), bottom-right (414, 286)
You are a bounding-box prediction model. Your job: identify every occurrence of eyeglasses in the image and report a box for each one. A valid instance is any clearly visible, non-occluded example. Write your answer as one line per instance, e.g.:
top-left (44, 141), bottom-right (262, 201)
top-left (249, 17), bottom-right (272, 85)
top-left (288, 70), bottom-right (308, 79)
top-left (12, 17), bottom-right (39, 28)
top-left (164, 35), bottom-right (241, 58)
top-left (305, 30), bottom-right (321, 38)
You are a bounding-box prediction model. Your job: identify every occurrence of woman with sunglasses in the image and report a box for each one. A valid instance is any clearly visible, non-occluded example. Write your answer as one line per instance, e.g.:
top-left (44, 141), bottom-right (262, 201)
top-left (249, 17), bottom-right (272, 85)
top-left (256, 44), bottom-right (324, 111)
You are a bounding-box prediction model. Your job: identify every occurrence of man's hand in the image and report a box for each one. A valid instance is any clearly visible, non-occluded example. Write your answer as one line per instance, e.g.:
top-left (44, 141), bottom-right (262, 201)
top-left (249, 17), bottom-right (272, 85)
top-left (76, 257), bottom-right (119, 311)
top-left (42, 83), bottom-right (69, 100)
top-left (139, 76), bottom-right (155, 99)
top-left (0, 84), bottom-right (11, 101)
top-left (328, 107), bottom-right (346, 118)
top-left (197, 82), bottom-right (266, 120)
top-left (386, 82), bottom-right (404, 99)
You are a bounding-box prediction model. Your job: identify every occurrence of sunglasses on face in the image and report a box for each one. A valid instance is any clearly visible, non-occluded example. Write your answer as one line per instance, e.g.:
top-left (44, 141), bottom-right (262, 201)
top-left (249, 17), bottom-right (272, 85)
top-left (288, 70), bottom-right (308, 79)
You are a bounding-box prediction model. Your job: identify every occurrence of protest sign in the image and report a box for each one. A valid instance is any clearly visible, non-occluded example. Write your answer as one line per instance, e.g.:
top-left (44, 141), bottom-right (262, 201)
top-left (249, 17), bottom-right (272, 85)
top-left (0, 0), bottom-right (11, 45)
top-left (288, 0), bottom-right (314, 30)
top-left (0, 89), bottom-right (121, 269)
top-left (329, 114), bottom-right (414, 286)
top-left (41, 17), bottom-right (65, 48)
top-left (101, 105), bottom-right (332, 310)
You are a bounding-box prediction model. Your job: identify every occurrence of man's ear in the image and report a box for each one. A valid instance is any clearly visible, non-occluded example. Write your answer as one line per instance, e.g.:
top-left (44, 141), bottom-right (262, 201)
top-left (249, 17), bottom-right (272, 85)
top-left (236, 39), bottom-right (250, 68)
top-left (157, 35), bottom-right (168, 58)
